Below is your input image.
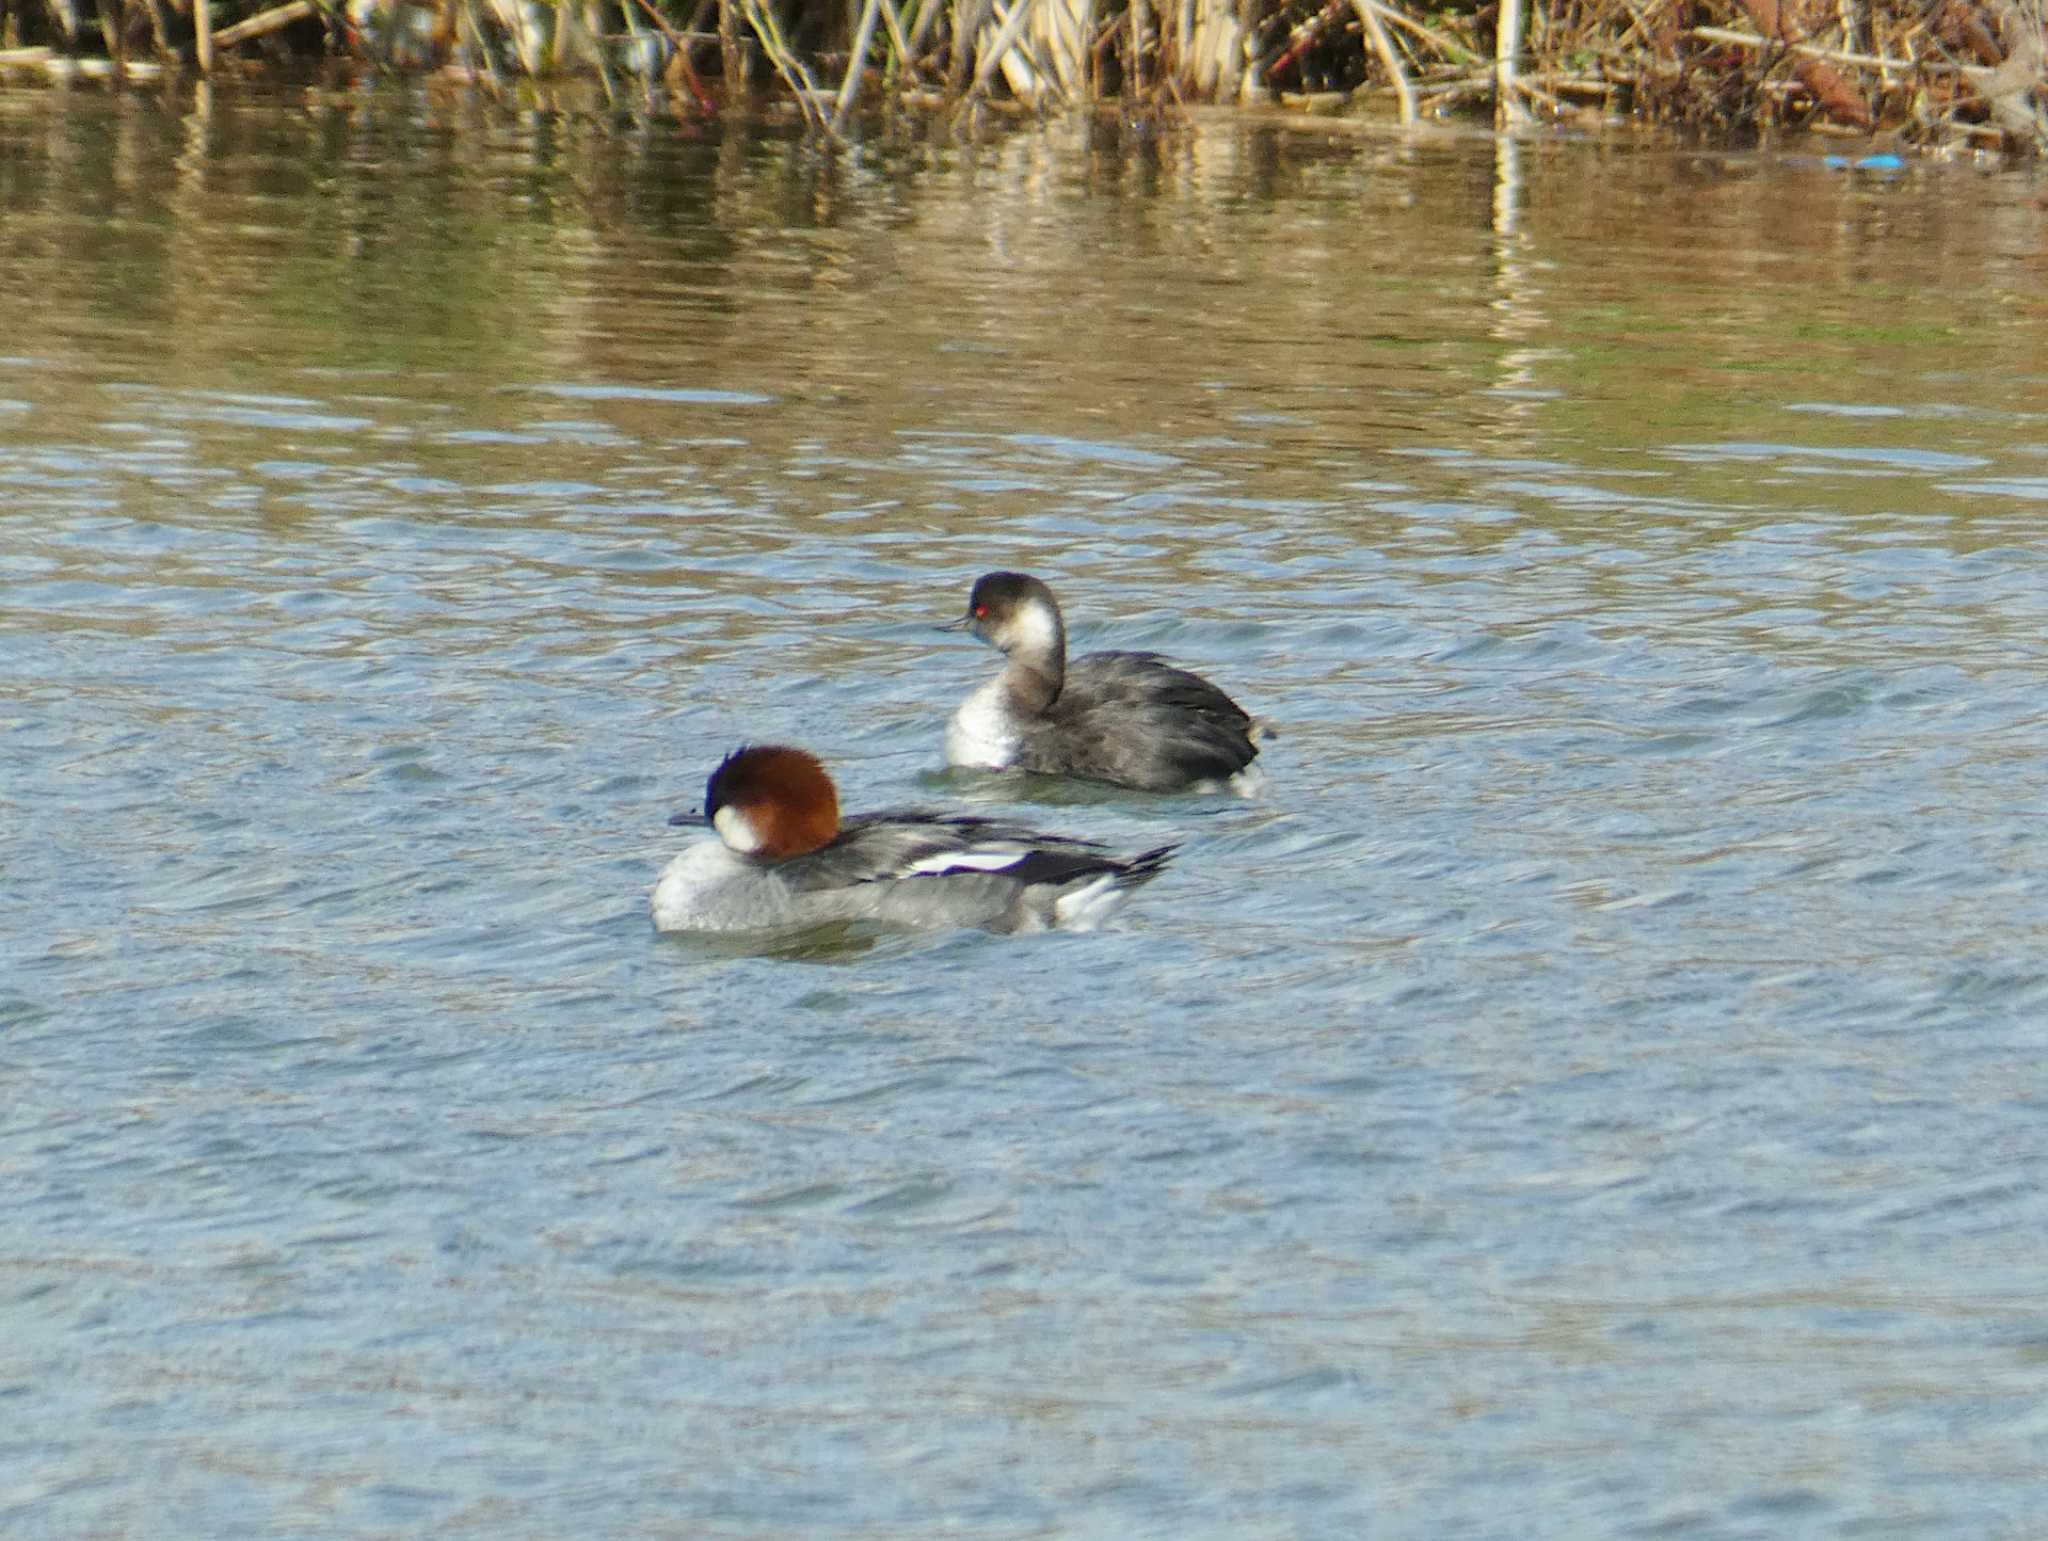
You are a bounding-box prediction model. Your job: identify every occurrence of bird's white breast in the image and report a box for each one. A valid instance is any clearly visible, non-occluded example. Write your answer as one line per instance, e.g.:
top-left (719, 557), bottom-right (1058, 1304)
top-left (946, 680), bottom-right (1021, 769)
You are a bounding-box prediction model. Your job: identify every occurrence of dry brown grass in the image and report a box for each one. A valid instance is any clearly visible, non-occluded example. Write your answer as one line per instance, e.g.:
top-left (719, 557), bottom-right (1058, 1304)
top-left (0, 0), bottom-right (2041, 150)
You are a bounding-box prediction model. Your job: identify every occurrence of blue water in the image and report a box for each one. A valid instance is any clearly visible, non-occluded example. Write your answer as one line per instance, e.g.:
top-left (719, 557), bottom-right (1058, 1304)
top-left (5, 90), bottom-right (2048, 1537)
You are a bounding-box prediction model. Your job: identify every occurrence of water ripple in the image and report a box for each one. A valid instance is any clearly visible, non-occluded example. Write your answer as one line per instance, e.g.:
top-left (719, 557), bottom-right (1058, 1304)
top-left (4, 96), bottom-right (2047, 1541)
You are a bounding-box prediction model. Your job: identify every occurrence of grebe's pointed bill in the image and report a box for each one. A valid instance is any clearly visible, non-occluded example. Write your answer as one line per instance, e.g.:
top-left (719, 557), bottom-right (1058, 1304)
top-left (667, 808), bottom-right (709, 828)
top-left (936, 585), bottom-right (987, 633)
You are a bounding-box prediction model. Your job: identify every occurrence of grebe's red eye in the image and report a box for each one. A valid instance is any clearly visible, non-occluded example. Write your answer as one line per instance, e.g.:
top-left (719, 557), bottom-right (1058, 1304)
top-left (973, 604), bottom-right (987, 618)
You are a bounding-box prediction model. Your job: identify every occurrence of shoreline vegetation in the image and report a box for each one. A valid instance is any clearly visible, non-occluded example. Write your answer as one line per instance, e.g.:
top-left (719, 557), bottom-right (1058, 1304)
top-left (1, 0), bottom-right (2043, 151)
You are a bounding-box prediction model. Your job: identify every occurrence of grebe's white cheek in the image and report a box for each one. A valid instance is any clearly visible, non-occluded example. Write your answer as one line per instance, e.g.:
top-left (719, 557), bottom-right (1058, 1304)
top-left (712, 804), bottom-right (763, 854)
top-left (1014, 599), bottom-right (1061, 658)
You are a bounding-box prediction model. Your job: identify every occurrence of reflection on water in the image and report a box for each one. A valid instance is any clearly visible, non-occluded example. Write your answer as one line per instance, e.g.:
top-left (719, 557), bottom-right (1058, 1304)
top-left (4, 84), bottom-right (2048, 1538)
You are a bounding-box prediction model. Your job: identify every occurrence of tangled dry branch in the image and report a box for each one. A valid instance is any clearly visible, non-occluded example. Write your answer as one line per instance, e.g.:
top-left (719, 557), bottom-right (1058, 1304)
top-left (0, 0), bottom-right (2042, 150)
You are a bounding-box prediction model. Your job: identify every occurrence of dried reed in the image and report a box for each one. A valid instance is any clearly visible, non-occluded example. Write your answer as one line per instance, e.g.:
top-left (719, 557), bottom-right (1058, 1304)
top-left (0, 0), bottom-right (2040, 151)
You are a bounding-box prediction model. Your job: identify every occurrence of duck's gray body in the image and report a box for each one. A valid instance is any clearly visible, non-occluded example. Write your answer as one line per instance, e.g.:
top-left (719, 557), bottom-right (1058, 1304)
top-left (653, 809), bottom-right (1173, 934)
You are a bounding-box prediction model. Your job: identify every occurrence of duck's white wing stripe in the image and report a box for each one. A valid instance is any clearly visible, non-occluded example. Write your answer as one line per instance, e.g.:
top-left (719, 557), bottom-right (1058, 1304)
top-left (906, 849), bottom-right (1027, 876)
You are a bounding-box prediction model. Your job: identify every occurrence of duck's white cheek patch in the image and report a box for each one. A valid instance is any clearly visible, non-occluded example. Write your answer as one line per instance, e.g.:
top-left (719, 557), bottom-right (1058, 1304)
top-left (907, 850), bottom-right (1024, 876)
top-left (713, 805), bottom-right (763, 854)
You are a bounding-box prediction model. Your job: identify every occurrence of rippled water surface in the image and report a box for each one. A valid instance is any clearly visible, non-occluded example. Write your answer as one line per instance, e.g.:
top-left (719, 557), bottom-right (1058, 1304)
top-left (6, 84), bottom-right (2048, 1537)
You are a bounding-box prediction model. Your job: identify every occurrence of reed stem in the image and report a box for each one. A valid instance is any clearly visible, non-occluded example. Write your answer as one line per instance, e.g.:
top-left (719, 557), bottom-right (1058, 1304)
top-left (1355, 0), bottom-right (1413, 123)
top-left (832, 0), bottom-right (881, 127)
